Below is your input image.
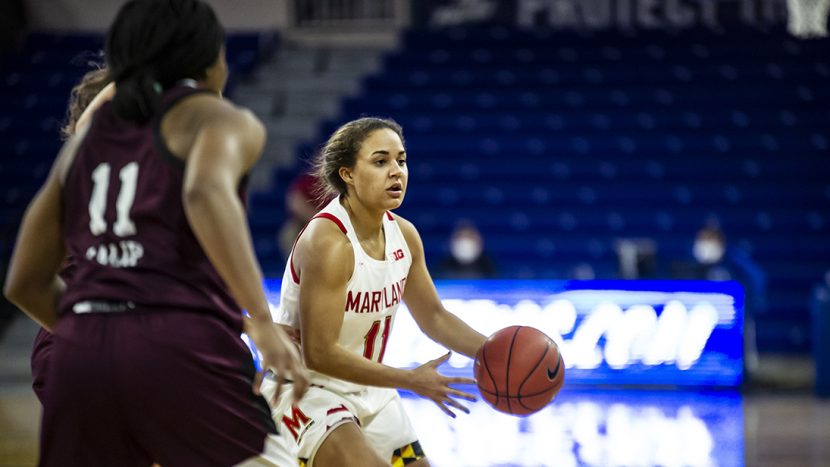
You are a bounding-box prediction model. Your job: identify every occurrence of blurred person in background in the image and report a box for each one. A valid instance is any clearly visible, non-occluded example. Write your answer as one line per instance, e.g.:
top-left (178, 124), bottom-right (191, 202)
top-left (437, 220), bottom-right (497, 280)
top-left (673, 219), bottom-right (766, 377)
top-left (277, 169), bottom-right (329, 262)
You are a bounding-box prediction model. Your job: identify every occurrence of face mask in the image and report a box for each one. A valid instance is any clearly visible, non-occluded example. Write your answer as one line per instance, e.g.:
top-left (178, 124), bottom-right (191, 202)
top-left (694, 240), bottom-right (724, 264)
top-left (451, 237), bottom-right (482, 264)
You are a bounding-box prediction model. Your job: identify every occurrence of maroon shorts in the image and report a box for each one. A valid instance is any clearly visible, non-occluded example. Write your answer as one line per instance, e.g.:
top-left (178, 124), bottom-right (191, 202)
top-left (31, 326), bottom-right (52, 404)
top-left (38, 310), bottom-right (278, 467)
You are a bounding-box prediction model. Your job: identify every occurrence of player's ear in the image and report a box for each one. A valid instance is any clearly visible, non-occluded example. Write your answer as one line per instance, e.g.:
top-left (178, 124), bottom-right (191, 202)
top-left (339, 167), bottom-right (354, 187)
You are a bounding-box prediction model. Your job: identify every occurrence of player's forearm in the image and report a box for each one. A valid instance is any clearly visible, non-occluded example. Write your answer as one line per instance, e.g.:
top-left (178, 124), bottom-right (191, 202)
top-left (304, 343), bottom-right (413, 389)
top-left (4, 278), bottom-right (63, 332)
top-left (183, 185), bottom-right (270, 320)
top-left (421, 310), bottom-right (486, 359)
top-left (4, 178), bottom-right (66, 332)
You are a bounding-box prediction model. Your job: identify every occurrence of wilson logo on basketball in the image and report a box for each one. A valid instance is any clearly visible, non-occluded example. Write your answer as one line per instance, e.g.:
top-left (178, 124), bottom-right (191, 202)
top-left (392, 249), bottom-right (405, 261)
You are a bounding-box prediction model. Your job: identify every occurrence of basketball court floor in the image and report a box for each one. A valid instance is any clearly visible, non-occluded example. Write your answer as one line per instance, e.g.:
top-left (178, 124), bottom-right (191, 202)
top-left (2, 319), bottom-right (829, 466)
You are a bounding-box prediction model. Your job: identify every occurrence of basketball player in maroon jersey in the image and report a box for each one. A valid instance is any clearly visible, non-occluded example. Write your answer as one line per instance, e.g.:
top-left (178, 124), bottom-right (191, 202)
top-left (31, 66), bottom-right (114, 404)
top-left (4, 1), bottom-right (307, 465)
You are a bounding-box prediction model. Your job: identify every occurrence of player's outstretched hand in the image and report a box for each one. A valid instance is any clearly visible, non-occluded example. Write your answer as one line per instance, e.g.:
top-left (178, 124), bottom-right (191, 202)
top-left (246, 316), bottom-right (310, 405)
top-left (408, 352), bottom-right (477, 418)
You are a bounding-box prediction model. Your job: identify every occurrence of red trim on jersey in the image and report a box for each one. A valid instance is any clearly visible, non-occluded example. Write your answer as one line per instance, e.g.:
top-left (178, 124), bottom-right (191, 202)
top-left (288, 233), bottom-right (304, 284)
top-left (289, 260), bottom-right (300, 283)
top-left (386, 211), bottom-right (394, 220)
top-left (313, 212), bottom-right (348, 234)
top-left (326, 404), bottom-right (350, 416)
top-left (289, 212), bottom-right (349, 284)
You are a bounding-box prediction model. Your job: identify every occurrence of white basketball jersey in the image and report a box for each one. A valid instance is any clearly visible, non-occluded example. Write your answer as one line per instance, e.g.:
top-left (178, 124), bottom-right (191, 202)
top-left (277, 196), bottom-right (412, 393)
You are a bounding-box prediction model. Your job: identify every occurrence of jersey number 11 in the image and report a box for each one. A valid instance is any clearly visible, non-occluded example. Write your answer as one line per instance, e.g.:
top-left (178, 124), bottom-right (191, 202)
top-left (363, 316), bottom-right (392, 363)
top-left (89, 162), bottom-right (139, 237)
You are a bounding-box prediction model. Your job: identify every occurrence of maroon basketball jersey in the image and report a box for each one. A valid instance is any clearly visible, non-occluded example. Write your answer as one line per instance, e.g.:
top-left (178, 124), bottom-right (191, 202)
top-left (59, 86), bottom-right (247, 330)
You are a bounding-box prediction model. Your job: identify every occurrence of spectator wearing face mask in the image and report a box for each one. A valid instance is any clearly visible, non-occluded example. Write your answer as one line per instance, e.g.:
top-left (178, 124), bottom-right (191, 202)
top-left (437, 221), bottom-right (498, 280)
top-left (673, 220), bottom-right (766, 377)
top-left (692, 224), bottom-right (729, 277)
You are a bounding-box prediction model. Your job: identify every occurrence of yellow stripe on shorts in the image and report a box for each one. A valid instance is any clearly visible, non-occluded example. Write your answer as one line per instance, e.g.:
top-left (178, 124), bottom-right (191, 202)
top-left (391, 440), bottom-right (425, 466)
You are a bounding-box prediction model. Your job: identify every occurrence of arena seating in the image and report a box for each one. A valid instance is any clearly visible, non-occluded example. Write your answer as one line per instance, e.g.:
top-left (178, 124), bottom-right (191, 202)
top-left (256, 26), bottom-right (829, 353)
top-left (0, 31), bottom-right (275, 271)
top-left (1, 26), bottom-right (827, 353)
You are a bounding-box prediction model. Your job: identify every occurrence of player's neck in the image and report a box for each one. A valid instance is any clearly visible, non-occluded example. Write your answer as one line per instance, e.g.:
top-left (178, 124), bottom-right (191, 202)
top-left (341, 196), bottom-right (384, 241)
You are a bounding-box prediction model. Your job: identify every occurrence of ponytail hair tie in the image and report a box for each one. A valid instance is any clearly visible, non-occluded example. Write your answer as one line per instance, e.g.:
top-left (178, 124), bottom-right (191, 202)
top-left (152, 81), bottom-right (163, 94)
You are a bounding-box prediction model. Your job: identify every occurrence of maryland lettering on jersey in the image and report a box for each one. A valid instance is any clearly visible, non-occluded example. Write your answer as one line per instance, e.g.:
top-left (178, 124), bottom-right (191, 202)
top-left (344, 277), bottom-right (407, 313)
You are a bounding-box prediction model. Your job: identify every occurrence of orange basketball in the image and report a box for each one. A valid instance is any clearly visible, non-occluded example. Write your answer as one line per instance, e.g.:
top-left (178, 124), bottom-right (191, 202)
top-left (474, 326), bottom-right (565, 416)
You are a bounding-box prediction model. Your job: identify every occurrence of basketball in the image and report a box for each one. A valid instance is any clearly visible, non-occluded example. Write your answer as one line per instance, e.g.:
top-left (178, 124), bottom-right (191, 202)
top-left (474, 326), bottom-right (565, 416)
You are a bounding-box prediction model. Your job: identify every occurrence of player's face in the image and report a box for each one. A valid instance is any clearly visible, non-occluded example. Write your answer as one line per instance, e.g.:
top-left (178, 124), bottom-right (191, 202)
top-left (343, 128), bottom-right (408, 212)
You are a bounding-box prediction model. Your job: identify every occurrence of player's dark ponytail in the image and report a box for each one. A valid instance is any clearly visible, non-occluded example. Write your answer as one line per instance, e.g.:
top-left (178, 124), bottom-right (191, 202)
top-left (111, 68), bottom-right (162, 123)
top-left (106, 0), bottom-right (225, 123)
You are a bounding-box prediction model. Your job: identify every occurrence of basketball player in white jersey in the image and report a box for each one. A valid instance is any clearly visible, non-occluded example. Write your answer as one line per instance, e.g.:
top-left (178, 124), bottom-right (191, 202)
top-left (263, 117), bottom-right (487, 466)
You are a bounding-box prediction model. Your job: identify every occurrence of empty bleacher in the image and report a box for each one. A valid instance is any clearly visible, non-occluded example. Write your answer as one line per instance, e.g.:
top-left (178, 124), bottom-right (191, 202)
top-left (0, 31), bottom-right (275, 275)
top-left (256, 25), bottom-right (829, 353)
top-left (1, 25), bottom-right (827, 353)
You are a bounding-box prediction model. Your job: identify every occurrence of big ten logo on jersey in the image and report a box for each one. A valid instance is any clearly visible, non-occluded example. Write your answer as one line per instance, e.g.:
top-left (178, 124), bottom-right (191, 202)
top-left (85, 162), bottom-right (144, 268)
top-left (281, 405), bottom-right (314, 444)
top-left (392, 249), bottom-right (405, 261)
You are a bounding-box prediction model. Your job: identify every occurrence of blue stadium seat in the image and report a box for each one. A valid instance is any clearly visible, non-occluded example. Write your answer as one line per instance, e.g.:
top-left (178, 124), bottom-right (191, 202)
top-left (0, 31), bottom-right (274, 281)
top-left (269, 25), bottom-right (830, 352)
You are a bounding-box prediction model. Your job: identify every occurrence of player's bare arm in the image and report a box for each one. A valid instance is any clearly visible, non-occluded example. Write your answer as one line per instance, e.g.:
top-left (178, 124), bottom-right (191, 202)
top-left (179, 97), bottom-right (308, 400)
top-left (397, 214), bottom-right (487, 358)
top-left (181, 98), bottom-right (267, 312)
top-left (3, 124), bottom-right (91, 331)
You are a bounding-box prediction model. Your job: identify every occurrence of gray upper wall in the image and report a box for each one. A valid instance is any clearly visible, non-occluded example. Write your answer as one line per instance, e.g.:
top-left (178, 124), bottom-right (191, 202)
top-left (25, 0), bottom-right (292, 31)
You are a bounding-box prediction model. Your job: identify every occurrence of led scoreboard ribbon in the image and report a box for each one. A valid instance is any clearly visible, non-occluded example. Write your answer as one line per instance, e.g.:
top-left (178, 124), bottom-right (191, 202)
top-left (256, 279), bottom-right (744, 388)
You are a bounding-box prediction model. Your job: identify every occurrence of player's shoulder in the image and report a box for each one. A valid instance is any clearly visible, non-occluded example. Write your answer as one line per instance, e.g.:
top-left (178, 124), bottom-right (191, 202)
top-left (388, 212), bottom-right (419, 239)
top-left (295, 213), bottom-right (354, 281)
top-left (180, 94), bottom-right (264, 135)
top-left (298, 214), bottom-right (353, 259)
